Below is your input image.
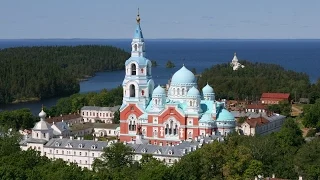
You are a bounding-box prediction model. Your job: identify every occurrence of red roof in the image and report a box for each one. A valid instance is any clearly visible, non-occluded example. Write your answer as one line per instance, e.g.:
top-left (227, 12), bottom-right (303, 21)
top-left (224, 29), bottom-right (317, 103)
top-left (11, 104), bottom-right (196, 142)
top-left (46, 114), bottom-right (81, 124)
top-left (246, 116), bottom-right (269, 128)
top-left (261, 93), bottom-right (290, 100)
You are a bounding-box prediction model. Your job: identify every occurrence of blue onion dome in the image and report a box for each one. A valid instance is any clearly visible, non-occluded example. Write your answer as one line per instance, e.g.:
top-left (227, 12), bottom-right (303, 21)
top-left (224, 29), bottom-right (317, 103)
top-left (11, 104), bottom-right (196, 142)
top-left (152, 85), bottom-right (166, 96)
top-left (217, 109), bottom-right (234, 121)
top-left (202, 83), bottom-right (214, 94)
top-left (171, 65), bottom-right (196, 84)
top-left (187, 86), bottom-right (200, 97)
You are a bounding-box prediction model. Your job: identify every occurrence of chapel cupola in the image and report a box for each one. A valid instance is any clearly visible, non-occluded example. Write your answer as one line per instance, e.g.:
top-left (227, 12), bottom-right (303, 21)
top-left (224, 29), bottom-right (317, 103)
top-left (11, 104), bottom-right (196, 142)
top-left (32, 106), bottom-right (53, 141)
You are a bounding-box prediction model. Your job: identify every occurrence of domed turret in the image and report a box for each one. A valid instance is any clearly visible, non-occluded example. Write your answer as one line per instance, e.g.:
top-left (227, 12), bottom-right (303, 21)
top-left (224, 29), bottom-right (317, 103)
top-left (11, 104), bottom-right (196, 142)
top-left (171, 65), bottom-right (196, 85)
top-left (34, 108), bottom-right (51, 130)
top-left (202, 83), bottom-right (215, 101)
top-left (202, 83), bottom-right (214, 94)
top-left (152, 85), bottom-right (166, 97)
top-left (217, 109), bottom-right (234, 121)
top-left (216, 108), bottom-right (235, 136)
top-left (186, 86), bottom-right (201, 113)
top-left (32, 107), bottom-right (53, 141)
top-left (187, 86), bottom-right (200, 97)
top-left (151, 85), bottom-right (166, 111)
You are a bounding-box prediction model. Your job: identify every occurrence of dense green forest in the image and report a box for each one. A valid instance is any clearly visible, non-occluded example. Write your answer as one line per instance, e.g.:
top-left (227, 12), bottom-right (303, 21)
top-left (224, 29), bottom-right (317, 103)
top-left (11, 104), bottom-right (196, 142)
top-left (44, 86), bottom-right (122, 118)
top-left (0, 46), bottom-right (130, 104)
top-left (1, 119), bottom-right (319, 180)
top-left (0, 108), bottom-right (36, 130)
top-left (198, 61), bottom-right (317, 102)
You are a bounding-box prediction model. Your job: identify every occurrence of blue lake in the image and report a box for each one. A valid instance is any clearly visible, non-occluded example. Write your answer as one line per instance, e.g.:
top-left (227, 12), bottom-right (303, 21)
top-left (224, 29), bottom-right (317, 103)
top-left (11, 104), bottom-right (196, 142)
top-left (0, 39), bottom-right (319, 114)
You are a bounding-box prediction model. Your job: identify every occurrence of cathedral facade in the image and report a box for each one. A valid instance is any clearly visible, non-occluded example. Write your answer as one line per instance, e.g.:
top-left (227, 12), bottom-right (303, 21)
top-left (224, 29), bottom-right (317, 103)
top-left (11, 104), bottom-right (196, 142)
top-left (119, 12), bottom-right (236, 145)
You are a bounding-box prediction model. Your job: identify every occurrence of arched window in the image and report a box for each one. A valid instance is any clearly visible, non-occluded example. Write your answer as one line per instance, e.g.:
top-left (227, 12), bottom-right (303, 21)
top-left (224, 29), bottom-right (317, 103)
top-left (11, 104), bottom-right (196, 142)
top-left (177, 88), bottom-right (180, 95)
top-left (141, 90), bottom-right (144, 96)
top-left (131, 64), bottom-right (137, 75)
top-left (129, 84), bottom-right (135, 97)
top-left (155, 99), bottom-right (158, 105)
top-left (188, 132), bottom-right (192, 139)
top-left (141, 68), bottom-right (144, 74)
top-left (128, 122), bottom-right (131, 131)
top-left (134, 44), bottom-right (138, 51)
top-left (169, 121), bottom-right (173, 135)
top-left (142, 129), bottom-right (146, 135)
top-left (133, 121), bottom-right (136, 131)
top-left (165, 124), bottom-right (169, 135)
top-left (147, 64), bottom-right (151, 76)
top-left (173, 88), bottom-right (176, 95)
top-left (182, 88), bottom-right (185, 95)
top-left (174, 124), bottom-right (178, 135)
top-left (129, 120), bottom-right (136, 131)
top-left (189, 101), bottom-right (193, 106)
top-left (154, 130), bottom-right (158, 137)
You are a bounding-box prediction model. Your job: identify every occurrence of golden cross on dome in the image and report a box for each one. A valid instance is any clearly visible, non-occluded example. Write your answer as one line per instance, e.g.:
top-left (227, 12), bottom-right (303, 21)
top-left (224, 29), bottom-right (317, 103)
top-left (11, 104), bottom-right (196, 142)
top-left (136, 8), bottom-right (141, 24)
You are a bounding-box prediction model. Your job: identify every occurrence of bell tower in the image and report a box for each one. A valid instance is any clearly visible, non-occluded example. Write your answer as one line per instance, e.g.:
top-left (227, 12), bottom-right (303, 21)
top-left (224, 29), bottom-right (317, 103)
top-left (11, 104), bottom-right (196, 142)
top-left (131, 8), bottom-right (146, 57)
top-left (122, 9), bottom-right (155, 108)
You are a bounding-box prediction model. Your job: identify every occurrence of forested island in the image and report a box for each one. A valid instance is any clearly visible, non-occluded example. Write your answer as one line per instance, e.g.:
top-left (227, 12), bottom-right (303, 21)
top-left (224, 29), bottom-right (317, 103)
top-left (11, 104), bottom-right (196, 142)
top-left (0, 46), bottom-right (130, 105)
top-left (166, 60), bottom-right (175, 68)
top-left (198, 60), bottom-right (320, 102)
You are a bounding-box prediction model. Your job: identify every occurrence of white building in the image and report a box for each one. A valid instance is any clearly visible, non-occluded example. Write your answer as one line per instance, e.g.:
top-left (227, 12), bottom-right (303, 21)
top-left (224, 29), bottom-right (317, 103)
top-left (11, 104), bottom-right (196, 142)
top-left (232, 111), bottom-right (286, 136)
top-left (20, 108), bottom-right (223, 169)
top-left (230, 52), bottom-right (245, 71)
top-left (81, 106), bottom-right (120, 123)
top-left (51, 121), bottom-right (71, 137)
top-left (93, 123), bottom-right (120, 137)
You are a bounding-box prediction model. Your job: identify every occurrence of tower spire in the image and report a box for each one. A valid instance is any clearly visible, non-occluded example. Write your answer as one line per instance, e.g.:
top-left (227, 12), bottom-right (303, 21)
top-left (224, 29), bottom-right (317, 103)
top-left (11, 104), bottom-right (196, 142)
top-left (136, 8), bottom-right (141, 24)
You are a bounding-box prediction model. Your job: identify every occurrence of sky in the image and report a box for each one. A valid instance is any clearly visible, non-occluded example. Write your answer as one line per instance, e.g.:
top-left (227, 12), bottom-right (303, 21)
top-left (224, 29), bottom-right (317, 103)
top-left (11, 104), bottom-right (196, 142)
top-left (0, 0), bottom-right (319, 39)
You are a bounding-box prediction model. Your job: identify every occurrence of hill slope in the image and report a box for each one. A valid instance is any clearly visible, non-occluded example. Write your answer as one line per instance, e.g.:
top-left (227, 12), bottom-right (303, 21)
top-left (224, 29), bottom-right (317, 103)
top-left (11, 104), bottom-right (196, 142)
top-left (198, 61), bottom-right (311, 101)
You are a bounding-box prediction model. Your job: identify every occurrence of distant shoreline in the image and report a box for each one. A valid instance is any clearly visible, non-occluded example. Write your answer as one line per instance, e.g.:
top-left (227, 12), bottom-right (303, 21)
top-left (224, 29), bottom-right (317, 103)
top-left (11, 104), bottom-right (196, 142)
top-left (1, 38), bottom-right (320, 41)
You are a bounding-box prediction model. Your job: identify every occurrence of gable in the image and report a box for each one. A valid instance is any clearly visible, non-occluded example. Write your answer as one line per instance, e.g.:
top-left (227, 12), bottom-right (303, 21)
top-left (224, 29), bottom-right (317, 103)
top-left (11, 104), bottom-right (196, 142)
top-left (120, 103), bottom-right (144, 120)
top-left (158, 106), bottom-right (185, 123)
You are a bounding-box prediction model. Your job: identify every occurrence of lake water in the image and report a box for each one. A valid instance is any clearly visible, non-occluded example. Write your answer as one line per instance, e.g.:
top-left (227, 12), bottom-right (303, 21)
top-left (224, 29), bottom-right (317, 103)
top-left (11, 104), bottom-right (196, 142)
top-left (1, 39), bottom-right (320, 114)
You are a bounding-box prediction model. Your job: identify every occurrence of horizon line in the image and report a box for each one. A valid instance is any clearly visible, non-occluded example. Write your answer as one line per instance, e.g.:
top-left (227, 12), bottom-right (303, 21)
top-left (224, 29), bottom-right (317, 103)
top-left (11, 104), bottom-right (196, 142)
top-left (1, 38), bottom-right (320, 41)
